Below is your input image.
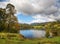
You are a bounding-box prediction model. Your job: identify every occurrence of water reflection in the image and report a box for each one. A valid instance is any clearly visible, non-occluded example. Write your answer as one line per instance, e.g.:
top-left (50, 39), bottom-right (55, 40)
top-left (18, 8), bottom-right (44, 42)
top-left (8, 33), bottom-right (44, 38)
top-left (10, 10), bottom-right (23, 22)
top-left (20, 29), bottom-right (46, 38)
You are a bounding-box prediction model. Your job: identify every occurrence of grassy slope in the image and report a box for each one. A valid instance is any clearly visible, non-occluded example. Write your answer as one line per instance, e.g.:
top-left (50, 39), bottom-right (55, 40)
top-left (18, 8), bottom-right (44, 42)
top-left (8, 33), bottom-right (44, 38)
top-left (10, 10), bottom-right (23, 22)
top-left (0, 33), bottom-right (60, 44)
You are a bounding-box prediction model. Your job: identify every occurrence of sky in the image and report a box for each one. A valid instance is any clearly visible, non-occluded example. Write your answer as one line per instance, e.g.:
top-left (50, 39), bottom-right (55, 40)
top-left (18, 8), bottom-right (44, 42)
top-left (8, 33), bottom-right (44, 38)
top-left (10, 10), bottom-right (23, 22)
top-left (0, 0), bottom-right (60, 24)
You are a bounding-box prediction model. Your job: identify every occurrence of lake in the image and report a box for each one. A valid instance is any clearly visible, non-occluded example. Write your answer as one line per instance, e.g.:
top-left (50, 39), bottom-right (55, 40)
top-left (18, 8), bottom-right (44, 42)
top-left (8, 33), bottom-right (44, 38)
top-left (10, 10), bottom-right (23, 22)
top-left (20, 29), bottom-right (46, 38)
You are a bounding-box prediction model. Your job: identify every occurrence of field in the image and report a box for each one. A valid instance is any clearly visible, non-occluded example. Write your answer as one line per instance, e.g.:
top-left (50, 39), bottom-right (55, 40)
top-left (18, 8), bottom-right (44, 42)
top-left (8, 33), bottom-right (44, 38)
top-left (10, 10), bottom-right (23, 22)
top-left (0, 33), bottom-right (60, 44)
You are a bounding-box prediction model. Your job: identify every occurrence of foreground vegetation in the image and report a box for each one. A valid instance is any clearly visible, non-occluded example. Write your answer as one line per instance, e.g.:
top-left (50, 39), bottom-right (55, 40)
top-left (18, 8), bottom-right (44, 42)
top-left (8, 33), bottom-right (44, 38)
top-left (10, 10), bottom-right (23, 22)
top-left (0, 33), bottom-right (60, 44)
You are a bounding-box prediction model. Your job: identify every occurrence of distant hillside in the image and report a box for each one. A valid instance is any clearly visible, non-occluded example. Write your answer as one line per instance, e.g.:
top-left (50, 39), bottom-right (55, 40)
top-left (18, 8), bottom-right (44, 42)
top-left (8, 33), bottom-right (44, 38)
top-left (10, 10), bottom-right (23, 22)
top-left (20, 23), bottom-right (33, 29)
top-left (30, 21), bottom-right (60, 30)
top-left (31, 21), bottom-right (60, 26)
top-left (31, 22), bottom-right (46, 26)
top-left (20, 21), bottom-right (60, 30)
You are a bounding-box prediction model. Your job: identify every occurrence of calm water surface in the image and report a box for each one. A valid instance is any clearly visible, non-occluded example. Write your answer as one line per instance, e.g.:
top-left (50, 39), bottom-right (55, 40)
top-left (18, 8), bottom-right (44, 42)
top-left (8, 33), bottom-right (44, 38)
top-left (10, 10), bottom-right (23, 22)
top-left (20, 29), bottom-right (46, 38)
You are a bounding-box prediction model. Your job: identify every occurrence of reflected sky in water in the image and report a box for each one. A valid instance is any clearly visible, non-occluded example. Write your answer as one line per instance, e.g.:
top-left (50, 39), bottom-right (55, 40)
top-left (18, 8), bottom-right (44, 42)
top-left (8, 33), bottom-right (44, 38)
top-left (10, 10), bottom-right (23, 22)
top-left (20, 29), bottom-right (46, 38)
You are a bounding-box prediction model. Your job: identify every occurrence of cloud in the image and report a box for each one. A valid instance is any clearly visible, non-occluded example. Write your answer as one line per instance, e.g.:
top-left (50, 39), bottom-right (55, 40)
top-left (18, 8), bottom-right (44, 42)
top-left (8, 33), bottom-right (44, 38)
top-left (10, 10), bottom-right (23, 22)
top-left (18, 20), bottom-right (23, 23)
top-left (28, 15), bottom-right (56, 24)
top-left (0, 0), bottom-right (60, 23)
top-left (18, 19), bottom-right (25, 24)
top-left (0, 2), bottom-right (8, 8)
top-left (1, 0), bottom-right (54, 14)
top-left (9, 0), bottom-right (60, 20)
top-left (9, 0), bottom-right (56, 14)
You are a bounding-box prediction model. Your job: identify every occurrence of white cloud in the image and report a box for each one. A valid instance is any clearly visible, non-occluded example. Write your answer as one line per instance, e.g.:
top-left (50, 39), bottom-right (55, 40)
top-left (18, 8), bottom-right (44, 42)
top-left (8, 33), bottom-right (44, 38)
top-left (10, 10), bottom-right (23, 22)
top-left (18, 19), bottom-right (25, 24)
top-left (0, 0), bottom-right (55, 14)
top-left (18, 20), bottom-right (22, 23)
top-left (0, 2), bottom-right (9, 8)
top-left (49, 14), bottom-right (60, 20)
top-left (29, 19), bottom-right (55, 24)
top-left (28, 15), bottom-right (56, 24)
top-left (9, 0), bottom-right (60, 21)
top-left (9, 0), bottom-right (56, 14)
top-left (0, 0), bottom-right (60, 23)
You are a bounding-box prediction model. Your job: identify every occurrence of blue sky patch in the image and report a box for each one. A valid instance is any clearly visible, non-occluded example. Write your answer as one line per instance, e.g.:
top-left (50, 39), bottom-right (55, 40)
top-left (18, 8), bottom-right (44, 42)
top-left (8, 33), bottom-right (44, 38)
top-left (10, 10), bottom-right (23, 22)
top-left (17, 13), bottom-right (34, 23)
top-left (0, 0), bottom-right (10, 2)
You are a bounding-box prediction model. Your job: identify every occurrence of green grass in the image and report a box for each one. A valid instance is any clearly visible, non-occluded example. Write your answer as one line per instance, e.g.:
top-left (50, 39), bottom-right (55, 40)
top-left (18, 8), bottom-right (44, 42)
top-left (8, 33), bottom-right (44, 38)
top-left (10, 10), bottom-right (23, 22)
top-left (0, 33), bottom-right (60, 44)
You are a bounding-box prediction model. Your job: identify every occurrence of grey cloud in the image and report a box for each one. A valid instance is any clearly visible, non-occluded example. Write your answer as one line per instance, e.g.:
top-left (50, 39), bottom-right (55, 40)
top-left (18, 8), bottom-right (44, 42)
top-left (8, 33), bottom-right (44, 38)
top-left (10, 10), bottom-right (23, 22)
top-left (0, 0), bottom-right (60, 21)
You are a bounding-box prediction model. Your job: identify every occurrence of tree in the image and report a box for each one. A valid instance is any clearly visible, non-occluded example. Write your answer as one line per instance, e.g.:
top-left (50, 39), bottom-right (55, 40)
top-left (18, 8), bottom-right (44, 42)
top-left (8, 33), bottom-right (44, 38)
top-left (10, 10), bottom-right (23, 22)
top-left (0, 4), bottom-right (20, 33)
top-left (0, 8), bottom-right (6, 32)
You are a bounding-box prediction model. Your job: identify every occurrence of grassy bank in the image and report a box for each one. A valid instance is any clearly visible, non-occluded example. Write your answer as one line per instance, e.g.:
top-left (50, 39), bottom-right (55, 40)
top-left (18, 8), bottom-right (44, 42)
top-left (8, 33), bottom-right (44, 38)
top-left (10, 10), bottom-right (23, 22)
top-left (0, 33), bottom-right (60, 44)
